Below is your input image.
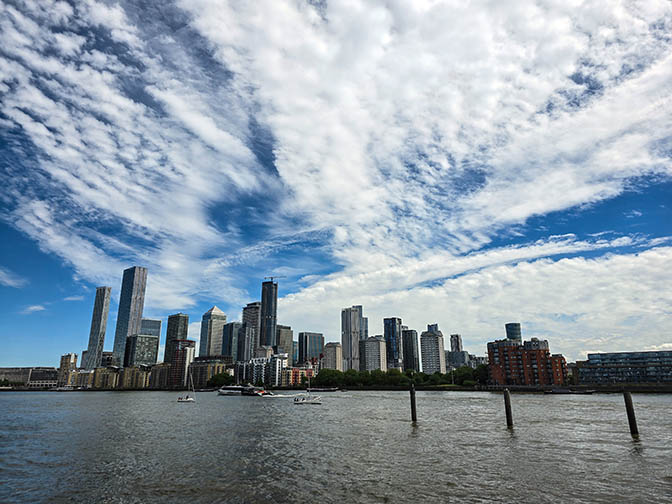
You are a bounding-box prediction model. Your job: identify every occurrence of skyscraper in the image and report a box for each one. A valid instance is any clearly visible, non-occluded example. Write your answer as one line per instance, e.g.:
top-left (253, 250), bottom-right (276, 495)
top-left (450, 334), bottom-right (463, 352)
top-left (124, 335), bottom-right (159, 367)
top-left (383, 317), bottom-right (404, 370)
top-left (168, 339), bottom-right (196, 388)
top-left (362, 317), bottom-right (369, 339)
top-left (341, 305), bottom-right (364, 371)
top-left (237, 325), bottom-right (255, 362)
top-left (242, 301), bottom-right (261, 350)
top-left (83, 286), bottom-right (111, 370)
top-left (322, 342), bottom-right (343, 371)
top-left (298, 332), bottom-right (324, 365)
top-left (260, 280), bottom-right (278, 348)
top-left (141, 318), bottom-right (162, 337)
top-left (505, 323), bottom-right (522, 341)
top-left (402, 328), bottom-right (420, 372)
top-left (112, 266), bottom-right (147, 365)
top-left (276, 325), bottom-right (294, 366)
top-left (362, 336), bottom-right (387, 372)
top-left (165, 313), bottom-right (189, 363)
top-left (222, 322), bottom-right (242, 360)
top-left (421, 324), bottom-right (446, 374)
top-left (199, 306), bottom-right (227, 357)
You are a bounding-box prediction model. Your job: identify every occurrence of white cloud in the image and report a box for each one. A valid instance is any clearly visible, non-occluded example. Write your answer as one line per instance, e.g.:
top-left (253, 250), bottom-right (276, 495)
top-left (21, 304), bottom-right (46, 314)
top-left (63, 295), bottom-right (84, 301)
top-left (0, 266), bottom-right (27, 288)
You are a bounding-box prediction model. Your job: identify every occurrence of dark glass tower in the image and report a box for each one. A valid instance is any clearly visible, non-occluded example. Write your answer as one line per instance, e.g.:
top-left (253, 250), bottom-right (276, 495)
top-left (298, 332), bottom-right (324, 364)
top-left (83, 286), bottom-right (112, 369)
top-left (260, 280), bottom-right (278, 348)
top-left (402, 329), bottom-right (420, 372)
top-left (242, 301), bottom-right (261, 350)
top-left (222, 322), bottom-right (242, 360)
top-left (164, 313), bottom-right (189, 363)
top-left (505, 323), bottom-right (522, 341)
top-left (112, 266), bottom-right (147, 365)
top-left (384, 317), bottom-right (404, 370)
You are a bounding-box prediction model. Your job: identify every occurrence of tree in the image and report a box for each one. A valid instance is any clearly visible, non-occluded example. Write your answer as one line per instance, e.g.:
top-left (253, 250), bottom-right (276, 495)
top-left (207, 373), bottom-right (235, 387)
top-left (474, 364), bottom-right (489, 385)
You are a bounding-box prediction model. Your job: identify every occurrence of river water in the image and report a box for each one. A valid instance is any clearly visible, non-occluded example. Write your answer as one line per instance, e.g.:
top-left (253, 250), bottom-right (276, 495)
top-left (1, 390), bottom-right (671, 503)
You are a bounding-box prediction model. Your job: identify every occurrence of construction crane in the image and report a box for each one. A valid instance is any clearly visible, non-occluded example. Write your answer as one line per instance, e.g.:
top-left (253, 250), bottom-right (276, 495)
top-left (264, 275), bottom-right (286, 282)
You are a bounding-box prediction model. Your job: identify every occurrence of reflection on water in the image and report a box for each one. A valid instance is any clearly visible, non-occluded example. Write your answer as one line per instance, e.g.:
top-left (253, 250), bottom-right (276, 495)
top-left (1, 391), bottom-right (671, 503)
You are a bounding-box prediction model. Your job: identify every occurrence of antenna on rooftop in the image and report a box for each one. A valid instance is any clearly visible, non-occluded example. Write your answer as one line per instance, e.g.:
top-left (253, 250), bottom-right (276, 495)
top-left (264, 275), bottom-right (286, 282)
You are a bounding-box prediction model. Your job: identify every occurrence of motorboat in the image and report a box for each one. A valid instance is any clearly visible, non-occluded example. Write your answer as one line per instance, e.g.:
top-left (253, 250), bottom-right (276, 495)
top-left (293, 394), bottom-right (322, 405)
top-left (218, 385), bottom-right (246, 396)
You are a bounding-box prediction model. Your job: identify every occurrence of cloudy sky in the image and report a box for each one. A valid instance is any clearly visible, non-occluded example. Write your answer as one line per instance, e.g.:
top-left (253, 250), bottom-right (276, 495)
top-left (1, 0), bottom-right (671, 366)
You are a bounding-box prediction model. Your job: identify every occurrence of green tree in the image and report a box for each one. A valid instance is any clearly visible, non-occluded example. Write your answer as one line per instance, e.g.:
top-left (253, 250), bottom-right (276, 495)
top-left (474, 364), bottom-right (489, 385)
top-left (207, 373), bottom-right (235, 387)
top-left (454, 366), bottom-right (474, 385)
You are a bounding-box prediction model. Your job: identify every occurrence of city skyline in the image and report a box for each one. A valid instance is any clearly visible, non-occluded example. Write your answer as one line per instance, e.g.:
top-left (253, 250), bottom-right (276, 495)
top-left (1, 1), bottom-right (672, 366)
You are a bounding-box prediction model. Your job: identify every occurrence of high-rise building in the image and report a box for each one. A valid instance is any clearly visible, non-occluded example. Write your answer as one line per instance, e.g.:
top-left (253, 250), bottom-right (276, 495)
top-left (168, 339), bottom-right (196, 388)
top-left (199, 306), bottom-right (227, 357)
top-left (292, 341), bottom-right (298, 366)
top-left (222, 322), bottom-right (242, 361)
top-left (237, 325), bottom-right (255, 362)
top-left (58, 353), bottom-right (77, 386)
top-left (505, 323), bottom-right (522, 341)
top-left (402, 329), bottom-right (420, 372)
top-left (260, 281), bottom-right (278, 348)
top-left (450, 334), bottom-right (463, 353)
top-left (100, 351), bottom-right (120, 367)
top-left (322, 342), bottom-right (343, 371)
top-left (112, 266), bottom-right (147, 365)
top-left (276, 325), bottom-right (294, 366)
top-left (83, 286), bottom-right (111, 369)
top-left (362, 336), bottom-right (387, 372)
top-left (488, 336), bottom-right (566, 386)
top-left (242, 301), bottom-right (261, 350)
top-left (341, 305), bottom-right (364, 371)
top-left (383, 317), bottom-right (404, 370)
top-left (298, 332), bottom-right (324, 365)
top-left (165, 313), bottom-right (189, 363)
top-left (420, 324), bottom-right (446, 374)
top-left (140, 318), bottom-right (162, 337)
top-left (362, 317), bottom-right (369, 339)
top-left (124, 334), bottom-right (159, 367)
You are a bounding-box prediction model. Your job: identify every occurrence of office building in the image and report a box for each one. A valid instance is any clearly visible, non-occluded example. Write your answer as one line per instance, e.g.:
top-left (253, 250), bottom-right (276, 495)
top-left (362, 317), bottom-right (369, 339)
top-left (276, 325), bottom-right (294, 366)
top-left (341, 305), bottom-right (364, 371)
top-left (57, 353), bottom-right (77, 386)
top-left (293, 341), bottom-right (298, 365)
top-left (402, 329), bottom-right (420, 372)
top-left (420, 324), bottom-right (446, 374)
top-left (362, 336), bottom-right (387, 372)
top-left (446, 350), bottom-right (471, 369)
top-left (140, 318), bottom-right (161, 337)
top-left (322, 342), bottom-right (343, 371)
top-left (505, 323), bottom-right (522, 341)
top-left (450, 334), bottom-right (463, 353)
top-left (93, 367), bottom-right (120, 389)
top-left (83, 286), bottom-right (111, 369)
top-left (260, 280), bottom-right (278, 348)
top-left (222, 322), bottom-right (242, 361)
top-left (383, 317), bottom-right (404, 370)
top-left (165, 313), bottom-right (189, 363)
top-left (124, 334), bottom-right (159, 367)
top-left (487, 336), bottom-right (567, 386)
top-left (199, 306), bottom-right (227, 357)
top-left (298, 331), bottom-right (324, 365)
top-left (112, 266), bottom-right (147, 365)
top-left (256, 346), bottom-right (273, 359)
top-left (149, 362), bottom-right (171, 389)
top-left (119, 366), bottom-right (151, 389)
top-left (577, 351), bottom-right (672, 384)
top-left (100, 351), bottom-right (120, 367)
top-left (190, 356), bottom-right (233, 388)
top-left (168, 339), bottom-right (196, 388)
top-left (242, 301), bottom-right (261, 350)
top-left (237, 325), bottom-right (255, 362)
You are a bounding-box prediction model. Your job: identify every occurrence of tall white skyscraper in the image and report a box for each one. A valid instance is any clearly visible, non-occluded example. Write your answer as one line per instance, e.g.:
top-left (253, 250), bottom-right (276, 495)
top-left (199, 306), bottom-right (227, 357)
top-left (323, 342), bottom-right (343, 371)
top-left (112, 266), bottom-right (147, 365)
top-left (83, 286), bottom-right (111, 369)
top-left (341, 305), bottom-right (364, 371)
top-left (421, 324), bottom-right (446, 374)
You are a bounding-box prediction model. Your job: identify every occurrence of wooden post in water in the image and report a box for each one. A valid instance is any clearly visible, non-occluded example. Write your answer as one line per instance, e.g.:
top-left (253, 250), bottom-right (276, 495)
top-left (504, 388), bottom-right (513, 429)
top-left (623, 391), bottom-right (639, 437)
top-left (410, 383), bottom-right (417, 423)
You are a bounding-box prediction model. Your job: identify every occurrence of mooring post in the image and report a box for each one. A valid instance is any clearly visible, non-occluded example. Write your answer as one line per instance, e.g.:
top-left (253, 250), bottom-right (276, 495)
top-left (410, 382), bottom-right (417, 423)
top-left (504, 388), bottom-right (513, 429)
top-left (623, 391), bottom-right (639, 437)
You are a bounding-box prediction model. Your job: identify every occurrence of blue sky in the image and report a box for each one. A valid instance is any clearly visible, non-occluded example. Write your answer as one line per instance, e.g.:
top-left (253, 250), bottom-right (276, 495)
top-left (1, 0), bottom-right (671, 367)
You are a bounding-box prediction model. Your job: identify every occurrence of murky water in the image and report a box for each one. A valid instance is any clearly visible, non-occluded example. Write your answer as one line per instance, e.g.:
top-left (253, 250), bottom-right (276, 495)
top-left (1, 391), bottom-right (671, 503)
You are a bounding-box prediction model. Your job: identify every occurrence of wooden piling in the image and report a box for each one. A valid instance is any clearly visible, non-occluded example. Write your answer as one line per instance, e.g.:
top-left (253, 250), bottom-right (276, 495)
top-left (504, 388), bottom-right (513, 428)
top-left (623, 391), bottom-right (639, 437)
top-left (410, 383), bottom-right (417, 423)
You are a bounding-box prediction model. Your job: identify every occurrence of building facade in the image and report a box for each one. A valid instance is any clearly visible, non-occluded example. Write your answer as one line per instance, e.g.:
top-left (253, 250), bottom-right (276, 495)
top-left (487, 337), bottom-right (567, 386)
top-left (222, 322), bottom-right (242, 361)
top-left (402, 329), bottom-right (420, 372)
top-left (505, 322), bottom-right (522, 341)
top-left (124, 334), bottom-right (159, 367)
top-left (140, 318), bottom-right (161, 337)
top-left (237, 325), bottom-right (255, 362)
top-left (242, 301), bottom-right (261, 351)
top-left (298, 331), bottom-right (324, 365)
top-left (362, 336), bottom-right (387, 372)
top-left (199, 306), bottom-right (227, 357)
top-left (577, 351), bottom-right (672, 384)
top-left (420, 324), bottom-right (446, 374)
top-left (190, 356), bottom-right (233, 388)
top-left (168, 339), bottom-right (196, 388)
top-left (322, 342), bottom-right (343, 371)
top-left (450, 333), bottom-right (463, 353)
top-left (58, 353), bottom-right (78, 386)
top-left (341, 305), bottom-right (364, 371)
top-left (277, 325), bottom-right (294, 365)
top-left (112, 266), bottom-right (147, 365)
top-left (165, 313), bottom-right (189, 364)
top-left (260, 280), bottom-right (278, 348)
top-left (83, 286), bottom-right (111, 369)
top-left (383, 318), bottom-right (404, 371)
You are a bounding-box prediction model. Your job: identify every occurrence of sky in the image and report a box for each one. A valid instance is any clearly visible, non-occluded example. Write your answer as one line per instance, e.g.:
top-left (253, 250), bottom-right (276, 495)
top-left (0, 0), bottom-right (671, 367)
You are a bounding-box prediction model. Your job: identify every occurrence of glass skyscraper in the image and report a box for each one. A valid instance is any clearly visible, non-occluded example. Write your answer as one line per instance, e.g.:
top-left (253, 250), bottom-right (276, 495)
top-left (222, 322), bottom-right (242, 360)
top-left (260, 281), bottom-right (278, 348)
top-left (165, 313), bottom-right (189, 363)
top-left (341, 305), bottom-right (364, 371)
top-left (140, 318), bottom-right (162, 337)
top-left (112, 266), bottom-right (147, 365)
top-left (384, 317), bottom-right (404, 370)
top-left (402, 328), bottom-right (420, 372)
top-left (242, 301), bottom-right (261, 351)
top-left (199, 306), bottom-right (227, 357)
top-left (298, 331), bottom-right (324, 365)
top-left (505, 323), bottom-right (522, 341)
top-left (83, 286), bottom-right (111, 369)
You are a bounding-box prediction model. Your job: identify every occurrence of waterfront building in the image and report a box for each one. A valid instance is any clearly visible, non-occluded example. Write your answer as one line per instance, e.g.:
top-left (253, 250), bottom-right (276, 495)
top-left (149, 362), bottom-right (171, 389)
top-left (235, 357), bottom-right (270, 385)
top-left (242, 301), bottom-right (261, 350)
top-left (74, 369), bottom-right (95, 388)
top-left (402, 329), bottom-right (420, 372)
top-left (269, 353), bottom-right (288, 387)
top-left (487, 333), bottom-right (567, 386)
top-left (341, 305), bottom-right (364, 371)
top-left (93, 367), bottom-right (120, 389)
top-left (80, 351), bottom-right (88, 369)
top-left (280, 366), bottom-right (315, 387)
top-left (165, 313), bottom-right (189, 363)
top-left (255, 345), bottom-right (273, 359)
top-left (260, 280), bottom-right (278, 348)
top-left (446, 350), bottom-right (471, 370)
top-left (237, 325), bottom-right (255, 362)
top-left (124, 334), bottom-right (159, 367)
top-left (450, 334), bottom-right (463, 353)
top-left (293, 341), bottom-right (299, 365)
top-left (362, 336), bottom-right (387, 372)
top-left (83, 286), bottom-right (111, 369)
top-left (505, 322), bottom-right (522, 341)
top-left (577, 351), bottom-right (672, 384)
top-left (298, 332), bottom-right (324, 365)
top-left (58, 353), bottom-right (77, 386)
top-left (199, 306), bottom-right (227, 357)
top-left (140, 318), bottom-right (161, 337)
top-left (112, 266), bottom-right (147, 365)
top-left (383, 318), bottom-right (404, 371)
top-left (468, 355), bottom-right (488, 368)
top-left (119, 366), bottom-right (151, 389)
top-left (322, 342), bottom-right (343, 371)
top-left (277, 325), bottom-right (294, 365)
top-left (100, 351), bottom-right (120, 367)
top-left (222, 322), bottom-right (242, 360)
top-left (420, 324), bottom-right (446, 374)
top-left (168, 339), bottom-right (196, 388)
top-left (190, 356), bottom-right (233, 388)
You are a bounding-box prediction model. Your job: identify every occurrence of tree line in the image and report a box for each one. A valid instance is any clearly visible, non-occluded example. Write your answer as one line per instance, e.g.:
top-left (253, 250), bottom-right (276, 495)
top-left (312, 365), bottom-right (488, 388)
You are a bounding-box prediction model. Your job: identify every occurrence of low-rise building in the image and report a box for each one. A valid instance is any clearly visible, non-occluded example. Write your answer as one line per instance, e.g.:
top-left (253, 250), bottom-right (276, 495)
top-left (149, 363), bottom-right (171, 389)
top-left (119, 366), bottom-right (151, 389)
top-left (93, 367), bottom-right (120, 389)
top-left (577, 351), bottom-right (672, 384)
top-left (322, 342), bottom-right (343, 371)
top-left (190, 356), bottom-right (233, 388)
top-left (488, 336), bottom-right (567, 386)
top-left (58, 353), bottom-right (78, 386)
top-left (281, 367), bottom-right (315, 387)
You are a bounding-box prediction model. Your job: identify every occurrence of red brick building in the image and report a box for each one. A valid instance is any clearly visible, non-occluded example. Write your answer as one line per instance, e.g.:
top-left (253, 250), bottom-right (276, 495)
top-left (488, 337), bottom-right (567, 386)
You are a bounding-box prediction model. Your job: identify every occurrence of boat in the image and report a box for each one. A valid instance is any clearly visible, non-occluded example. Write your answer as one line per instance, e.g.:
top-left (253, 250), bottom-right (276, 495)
top-left (240, 385), bottom-right (274, 396)
top-left (293, 377), bottom-right (321, 405)
top-left (543, 388), bottom-right (595, 395)
top-left (218, 385), bottom-right (247, 396)
top-left (177, 370), bottom-right (196, 403)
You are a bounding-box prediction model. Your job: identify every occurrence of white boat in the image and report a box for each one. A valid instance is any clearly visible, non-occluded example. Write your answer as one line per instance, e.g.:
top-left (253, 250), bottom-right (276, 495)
top-left (293, 394), bottom-right (322, 405)
top-left (218, 385), bottom-right (247, 396)
top-left (177, 370), bottom-right (196, 403)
